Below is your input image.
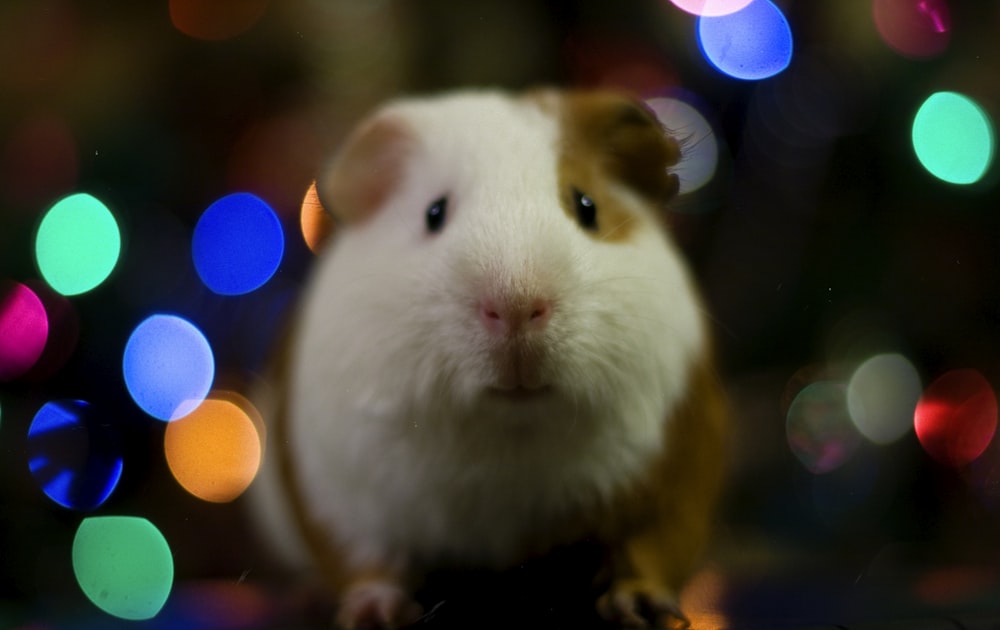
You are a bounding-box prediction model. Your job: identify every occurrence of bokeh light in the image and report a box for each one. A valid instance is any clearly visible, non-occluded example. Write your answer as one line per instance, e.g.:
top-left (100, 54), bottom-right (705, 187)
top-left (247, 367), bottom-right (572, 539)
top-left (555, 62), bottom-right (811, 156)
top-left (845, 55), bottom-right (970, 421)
top-left (72, 516), bottom-right (173, 621)
top-left (847, 353), bottom-right (922, 445)
top-left (0, 281), bottom-right (49, 381)
top-left (164, 392), bottom-right (264, 503)
top-left (873, 0), bottom-right (950, 59)
top-left (27, 400), bottom-right (123, 510)
top-left (786, 381), bottom-right (861, 474)
top-left (697, 0), bottom-right (793, 81)
top-left (169, 0), bottom-right (269, 41)
top-left (646, 96), bottom-right (719, 194)
top-left (915, 370), bottom-right (998, 467)
top-left (565, 33), bottom-right (680, 96)
top-left (19, 280), bottom-right (80, 381)
top-left (123, 314), bottom-right (215, 421)
top-left (912, 92), bottom-right (995, 185)
top-left (35, 193), bottom-right (121, 296)
top-left (301, 180), bottom-right (334, 253)
top-left (669, 0), bottom-right (754, 17)
top-left (192, 192), bottom-right (285, 296)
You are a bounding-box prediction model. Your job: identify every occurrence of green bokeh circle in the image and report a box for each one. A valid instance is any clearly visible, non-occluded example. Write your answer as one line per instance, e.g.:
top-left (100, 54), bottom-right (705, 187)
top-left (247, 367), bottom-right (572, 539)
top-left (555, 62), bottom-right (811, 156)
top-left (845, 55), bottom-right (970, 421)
top-left (35, 193), bottom-right (121, 296)
top-left (72, 516), bottom-right (173, 621)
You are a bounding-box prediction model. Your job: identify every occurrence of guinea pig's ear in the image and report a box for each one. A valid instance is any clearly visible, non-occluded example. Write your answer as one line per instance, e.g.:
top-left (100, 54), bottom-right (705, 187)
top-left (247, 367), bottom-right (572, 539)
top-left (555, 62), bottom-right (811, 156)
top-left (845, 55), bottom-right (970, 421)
top-left (562, 92), bottom-right (682, 205)
top-left (316, 113), bottom-right (414, 224)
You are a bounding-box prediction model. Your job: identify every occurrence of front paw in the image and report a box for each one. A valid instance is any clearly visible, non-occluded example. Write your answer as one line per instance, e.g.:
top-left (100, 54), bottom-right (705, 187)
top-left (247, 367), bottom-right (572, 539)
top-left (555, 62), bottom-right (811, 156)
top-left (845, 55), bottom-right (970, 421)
top-left (336, 579), bottom-right (423, 630)
top-left (596, 578), bottom-right (689, 629)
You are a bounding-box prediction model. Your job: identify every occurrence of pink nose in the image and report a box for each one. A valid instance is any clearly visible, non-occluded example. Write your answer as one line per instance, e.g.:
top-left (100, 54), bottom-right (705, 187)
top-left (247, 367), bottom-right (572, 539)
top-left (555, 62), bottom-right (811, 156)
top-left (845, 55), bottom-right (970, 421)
top-left (478, 296), bottom-right (552, 336)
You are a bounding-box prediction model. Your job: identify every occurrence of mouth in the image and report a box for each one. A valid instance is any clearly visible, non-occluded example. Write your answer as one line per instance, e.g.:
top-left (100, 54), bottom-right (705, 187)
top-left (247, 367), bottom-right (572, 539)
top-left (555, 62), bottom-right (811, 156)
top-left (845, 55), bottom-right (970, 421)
top-left (485, 384), bottom-right (554, 401)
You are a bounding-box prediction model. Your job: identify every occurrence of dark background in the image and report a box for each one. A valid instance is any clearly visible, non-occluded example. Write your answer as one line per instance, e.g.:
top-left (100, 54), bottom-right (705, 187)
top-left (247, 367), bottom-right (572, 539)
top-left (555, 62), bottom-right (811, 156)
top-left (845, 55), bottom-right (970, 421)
top-left (2, 1), bottom-right (1000, 628)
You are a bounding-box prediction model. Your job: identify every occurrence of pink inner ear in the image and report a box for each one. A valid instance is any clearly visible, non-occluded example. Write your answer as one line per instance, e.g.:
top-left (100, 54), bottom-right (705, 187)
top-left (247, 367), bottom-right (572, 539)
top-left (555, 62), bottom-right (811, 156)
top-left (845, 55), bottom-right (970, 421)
top-left (317, 115), bottom-right (414, 224)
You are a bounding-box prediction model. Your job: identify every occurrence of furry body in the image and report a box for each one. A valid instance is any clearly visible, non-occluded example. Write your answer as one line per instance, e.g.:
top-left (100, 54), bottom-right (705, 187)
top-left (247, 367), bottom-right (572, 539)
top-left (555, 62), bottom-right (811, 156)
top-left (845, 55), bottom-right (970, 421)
top-left (249, 90), bottom-right (727, 628)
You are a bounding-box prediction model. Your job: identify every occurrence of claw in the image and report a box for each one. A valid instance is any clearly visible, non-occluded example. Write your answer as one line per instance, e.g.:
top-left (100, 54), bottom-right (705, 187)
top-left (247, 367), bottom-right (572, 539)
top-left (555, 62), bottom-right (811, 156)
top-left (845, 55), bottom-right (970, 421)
top-left (336, 580), bottom-right (423, 630)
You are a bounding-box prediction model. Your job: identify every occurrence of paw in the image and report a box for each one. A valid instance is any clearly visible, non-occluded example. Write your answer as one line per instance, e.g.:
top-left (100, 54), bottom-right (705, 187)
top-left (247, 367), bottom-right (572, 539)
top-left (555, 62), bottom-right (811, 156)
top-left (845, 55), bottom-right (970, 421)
top-left (596, 579), bottom-right (689, 629)
top-left (336, 580), bottom-right (423, 630)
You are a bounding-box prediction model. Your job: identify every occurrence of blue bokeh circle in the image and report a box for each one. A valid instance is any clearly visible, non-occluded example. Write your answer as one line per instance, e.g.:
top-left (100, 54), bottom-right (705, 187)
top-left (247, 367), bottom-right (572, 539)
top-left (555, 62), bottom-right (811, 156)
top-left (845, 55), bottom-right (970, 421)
top-left (192, 192), bottom-right (285, 296)
top-left (27, 399), bottom-right (123, 510)
top-left (123, 314), bottom-right (215, 421)
top-left (697, 0), bottom-right (793, 81)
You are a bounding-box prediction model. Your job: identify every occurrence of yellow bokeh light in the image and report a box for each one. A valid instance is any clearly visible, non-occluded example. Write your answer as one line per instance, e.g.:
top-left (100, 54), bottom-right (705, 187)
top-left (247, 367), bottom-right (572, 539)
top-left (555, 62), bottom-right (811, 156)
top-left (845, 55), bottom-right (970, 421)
top-left (679, 567), bottom-right (730, 630)
top-left (164, 391), bottom-right (264, 503)
top-left (300, 180), bottom-right (334, 254)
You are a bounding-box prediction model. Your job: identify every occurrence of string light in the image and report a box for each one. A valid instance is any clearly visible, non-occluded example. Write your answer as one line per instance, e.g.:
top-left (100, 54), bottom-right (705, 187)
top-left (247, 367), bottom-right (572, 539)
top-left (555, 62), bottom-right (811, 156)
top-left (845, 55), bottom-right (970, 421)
top-left (72, 516), bottom-right (174, 620)
top-left (192, 192), bottom-right (285, 296)
top-left (697, 0), bottom-right (793, 81)
top-left (0, 281), bottom-right (48, 381)
top-left (912, 91), bottom-right (995, 185)
top-left (34, 193), bottom-right (121, 296)
top-left (123, 314), bottom-right (215, 421)
top-left (27, 400), bottom-right (123, 510)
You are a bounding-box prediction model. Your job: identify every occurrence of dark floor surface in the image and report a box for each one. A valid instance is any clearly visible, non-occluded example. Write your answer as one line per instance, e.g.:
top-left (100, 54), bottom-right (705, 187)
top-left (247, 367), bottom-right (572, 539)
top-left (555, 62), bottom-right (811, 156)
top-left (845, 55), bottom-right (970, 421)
top-left (10, 540), bottom-right (1000, 630)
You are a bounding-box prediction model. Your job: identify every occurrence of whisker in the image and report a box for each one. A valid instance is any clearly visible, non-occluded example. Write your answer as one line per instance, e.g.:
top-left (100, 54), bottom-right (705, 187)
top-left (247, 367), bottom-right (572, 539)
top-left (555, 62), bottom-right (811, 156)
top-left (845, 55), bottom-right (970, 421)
top-left (600, 215), bottom-right (636, 242)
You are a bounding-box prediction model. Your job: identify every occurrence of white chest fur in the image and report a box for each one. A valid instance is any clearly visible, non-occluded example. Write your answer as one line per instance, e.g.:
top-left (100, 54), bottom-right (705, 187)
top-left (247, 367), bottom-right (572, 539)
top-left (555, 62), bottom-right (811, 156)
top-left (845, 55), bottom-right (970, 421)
top-left (289, 367), bottom-right (669, 571)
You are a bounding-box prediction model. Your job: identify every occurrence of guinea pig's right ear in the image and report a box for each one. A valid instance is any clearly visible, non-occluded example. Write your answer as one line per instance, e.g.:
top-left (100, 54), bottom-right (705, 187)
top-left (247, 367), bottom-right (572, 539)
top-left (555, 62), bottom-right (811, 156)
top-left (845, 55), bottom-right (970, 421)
top-left (316, 113), bottom-right (414, 224)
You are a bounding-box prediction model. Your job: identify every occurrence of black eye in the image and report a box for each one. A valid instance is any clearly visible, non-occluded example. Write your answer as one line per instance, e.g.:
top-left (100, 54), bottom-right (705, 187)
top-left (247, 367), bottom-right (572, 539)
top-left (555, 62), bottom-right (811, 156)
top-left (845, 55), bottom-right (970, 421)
top-left (573, 189), bottom-right (597, 230)
top-left (425, 196), bottom-right (448, 233)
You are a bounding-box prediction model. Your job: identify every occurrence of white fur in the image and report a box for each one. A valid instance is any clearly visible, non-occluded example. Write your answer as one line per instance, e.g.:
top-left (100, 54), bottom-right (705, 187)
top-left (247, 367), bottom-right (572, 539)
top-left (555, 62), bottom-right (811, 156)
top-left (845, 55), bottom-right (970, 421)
top-left (250, 91), bottom-right (706, 576)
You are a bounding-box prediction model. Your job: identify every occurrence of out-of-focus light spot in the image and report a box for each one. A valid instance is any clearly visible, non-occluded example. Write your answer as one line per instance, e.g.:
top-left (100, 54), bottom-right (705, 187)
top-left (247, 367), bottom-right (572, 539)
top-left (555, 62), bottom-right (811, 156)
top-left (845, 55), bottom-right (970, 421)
top-left (786, 381), bottom-right (861, 474)
top-left (669, 0), bottom-right (754, 17)
top-left (27, 400), bottom-right (122, 510)
top-left (73, 516), bottom-right (173, 621)
top-left (0, 2), bottom-right (81, 94)
top-left (697, 0), bottom-right (793, 81)
top-left (301, 180), bottom-right (334, 253)
top-left (192, 192), bottom-right (284, 296)
top-left (20, 280), bottom-right (79, 381)
top-left (912, 92), bottom-right (994, 185)
top-left (0, 114), bottom-right (78, 210)
top-left (35, 193), bottom-right (121, 296)
top-left (847, 353), bottom-right (922, 445)
top-left (646, 96), bottom-right (718, 194)
top-left (169, 0), bottom-right (269, 41)
top-left (123, 315), bottom-right (214, 421)
top-left (0, 281), bottom-right (48, 381)
top-left (915, 370), bottom-right (998, 467)
top-left (873, 0), bottom-right (950, 59)
top-left (914, 567), bottom-right (997, 607)
top-left (564, 34), bottom-right (679, 96)
top-left (164, 392), bottom-right (264, 503)
top-left (679, 568), bottom-right (730, 629)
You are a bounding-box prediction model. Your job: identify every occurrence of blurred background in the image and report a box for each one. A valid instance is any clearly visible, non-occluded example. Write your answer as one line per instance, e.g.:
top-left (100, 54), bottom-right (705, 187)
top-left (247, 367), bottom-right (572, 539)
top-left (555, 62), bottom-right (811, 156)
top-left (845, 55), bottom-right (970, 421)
top-left (2, 1), bottom-right (1000, 628)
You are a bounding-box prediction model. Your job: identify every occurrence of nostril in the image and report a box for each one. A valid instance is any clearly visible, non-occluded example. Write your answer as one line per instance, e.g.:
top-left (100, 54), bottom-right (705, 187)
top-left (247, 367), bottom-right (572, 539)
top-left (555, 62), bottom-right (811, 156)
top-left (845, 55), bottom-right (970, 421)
top-left (527, 299), bottom-right (553, 329)
top-left (480, 298), bottom-right (501, 320)
top-left (478, 296), bottom-right (553, 336)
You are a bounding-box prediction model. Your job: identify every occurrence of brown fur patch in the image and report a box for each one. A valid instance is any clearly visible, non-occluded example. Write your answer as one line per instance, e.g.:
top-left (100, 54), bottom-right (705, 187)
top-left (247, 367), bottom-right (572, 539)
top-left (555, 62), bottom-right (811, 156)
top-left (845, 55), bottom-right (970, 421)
top-left (600, 353), bottom-right (729, 595)
top-left (318, 114), bottom-right (414, 224)
top-left (555, 91), bottom-right (682, 242)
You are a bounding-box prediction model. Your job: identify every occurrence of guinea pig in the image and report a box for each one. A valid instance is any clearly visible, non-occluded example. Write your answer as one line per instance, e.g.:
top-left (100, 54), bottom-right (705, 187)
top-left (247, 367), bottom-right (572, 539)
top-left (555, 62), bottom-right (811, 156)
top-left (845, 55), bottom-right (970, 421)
top-left (248, 88), bottom-right (728, 629)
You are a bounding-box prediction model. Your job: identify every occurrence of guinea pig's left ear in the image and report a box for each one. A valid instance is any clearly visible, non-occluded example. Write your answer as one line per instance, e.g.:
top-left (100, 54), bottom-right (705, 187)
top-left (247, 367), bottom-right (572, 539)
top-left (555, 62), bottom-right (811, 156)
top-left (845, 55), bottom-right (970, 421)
top-left (316, 112), bottom-right (415, 224)
top-left (563, 92), bottom-right (682, 205)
